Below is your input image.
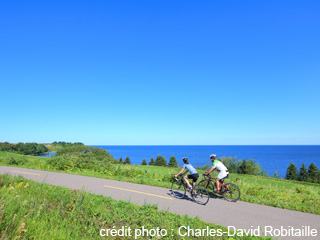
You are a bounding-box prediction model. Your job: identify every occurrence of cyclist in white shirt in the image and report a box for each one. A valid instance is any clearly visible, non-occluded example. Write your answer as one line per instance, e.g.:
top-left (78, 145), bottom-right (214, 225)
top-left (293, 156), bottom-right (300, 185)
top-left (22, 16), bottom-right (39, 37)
top-left (204, 154), bottom-right (229, 193)
top-left (175, 157), bottom-right (199, 191)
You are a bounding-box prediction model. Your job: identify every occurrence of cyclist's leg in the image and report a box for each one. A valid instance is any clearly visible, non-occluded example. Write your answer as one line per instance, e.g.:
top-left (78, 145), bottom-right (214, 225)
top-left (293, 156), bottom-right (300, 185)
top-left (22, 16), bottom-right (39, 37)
top-left (215, 178), bottom-right (221, 192)
top-left (188, 174), bottom-right (199, 189)
top-left (219, 173), bottom-right (229, 191)
top-left (184, 175), bottom-right (191, 188)
top-left (217, 171), bottom-right (228, 192)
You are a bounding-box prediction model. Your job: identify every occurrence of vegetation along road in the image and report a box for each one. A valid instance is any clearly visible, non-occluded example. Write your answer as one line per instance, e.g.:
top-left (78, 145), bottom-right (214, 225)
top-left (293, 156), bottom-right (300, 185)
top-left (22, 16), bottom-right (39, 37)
top-left (1, 166), bottom-right (320, 239)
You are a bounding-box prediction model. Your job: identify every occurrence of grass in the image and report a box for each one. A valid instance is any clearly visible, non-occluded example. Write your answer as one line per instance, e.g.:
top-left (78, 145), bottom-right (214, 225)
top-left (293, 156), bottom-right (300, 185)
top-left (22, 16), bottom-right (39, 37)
top-left (1, 151), bottom-right (320, 215)
top-left (0, 174), bottom-right (270, 239)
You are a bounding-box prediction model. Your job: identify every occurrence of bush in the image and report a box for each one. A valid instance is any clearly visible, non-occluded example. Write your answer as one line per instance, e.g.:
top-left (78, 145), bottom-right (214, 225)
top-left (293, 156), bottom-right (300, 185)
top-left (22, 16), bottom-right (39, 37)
top-left (47, 146), bottom-right (117, 172)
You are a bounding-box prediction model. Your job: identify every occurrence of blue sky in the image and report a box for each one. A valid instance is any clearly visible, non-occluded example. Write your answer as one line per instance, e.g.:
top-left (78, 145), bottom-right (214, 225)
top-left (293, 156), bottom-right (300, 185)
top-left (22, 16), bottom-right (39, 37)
top-left (1, 1), bottom-right (319, 145)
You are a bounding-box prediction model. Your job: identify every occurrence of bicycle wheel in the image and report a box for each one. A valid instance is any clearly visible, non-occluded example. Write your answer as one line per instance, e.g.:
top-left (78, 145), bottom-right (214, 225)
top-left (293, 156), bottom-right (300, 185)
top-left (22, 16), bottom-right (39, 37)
top-left (193, 184), bottom-right (210, 205)
top-left (198, 180), bottom-right (217, 197)
top-left (171, 180), bottom-right (186, 199)
top-left (223, 183), bottom-right (240, 202)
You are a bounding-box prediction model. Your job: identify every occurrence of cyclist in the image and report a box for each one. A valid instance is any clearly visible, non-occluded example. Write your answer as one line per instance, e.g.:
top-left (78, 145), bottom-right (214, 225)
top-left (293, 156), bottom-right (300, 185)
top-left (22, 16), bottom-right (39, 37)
top-left (204, 154), bottom-right (229, 193)
top-left (174, 157), bottom-right (199, 191)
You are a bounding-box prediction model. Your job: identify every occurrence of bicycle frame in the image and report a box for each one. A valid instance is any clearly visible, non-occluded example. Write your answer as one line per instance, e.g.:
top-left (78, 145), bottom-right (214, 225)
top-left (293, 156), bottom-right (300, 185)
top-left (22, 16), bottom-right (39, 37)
top-left (203, 175), bottom-right (228, 192)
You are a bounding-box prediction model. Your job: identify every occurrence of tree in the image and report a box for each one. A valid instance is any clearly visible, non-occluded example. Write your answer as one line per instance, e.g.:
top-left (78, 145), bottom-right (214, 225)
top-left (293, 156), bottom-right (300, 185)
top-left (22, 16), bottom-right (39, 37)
top-left (238, 159), bottom-right (248, 174)
top-left (124, 156), bottom-right (131, 165)
top-left (141, 158), bottom-right (147, 165)
top-left (298, 163), bottom-right (308, 182)
top-left (272, 171), bottom-right (279, 178)
top-left (285, 162), bottom-right (298, 180)
top-left (149, 157), bottom-right (155, 166)
top-left (155, 154), bottom-right (167, 167)
top-left (119, 156), bottom-right (123, 164)
top-left (168, 155), bottom-right (178, 168)
top-left (307, 162), bottom-right (319, 183)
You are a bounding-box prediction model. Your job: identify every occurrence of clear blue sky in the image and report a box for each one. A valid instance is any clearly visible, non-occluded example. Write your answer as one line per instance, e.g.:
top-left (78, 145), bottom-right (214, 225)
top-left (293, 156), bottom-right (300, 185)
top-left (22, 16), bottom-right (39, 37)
top-left (1, 1), bottom-right (319, 145)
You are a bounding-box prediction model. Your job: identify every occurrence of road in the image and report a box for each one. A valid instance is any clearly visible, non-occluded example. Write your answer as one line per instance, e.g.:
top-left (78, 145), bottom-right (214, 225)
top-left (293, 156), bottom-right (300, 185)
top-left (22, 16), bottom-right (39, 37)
top-left (1, 166), bottom-right (319, 239)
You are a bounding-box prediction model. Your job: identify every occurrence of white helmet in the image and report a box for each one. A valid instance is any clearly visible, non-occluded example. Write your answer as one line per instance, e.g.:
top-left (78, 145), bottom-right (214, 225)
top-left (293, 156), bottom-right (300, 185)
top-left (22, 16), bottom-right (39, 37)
top-left (210, 154), bottom-right (217, 159)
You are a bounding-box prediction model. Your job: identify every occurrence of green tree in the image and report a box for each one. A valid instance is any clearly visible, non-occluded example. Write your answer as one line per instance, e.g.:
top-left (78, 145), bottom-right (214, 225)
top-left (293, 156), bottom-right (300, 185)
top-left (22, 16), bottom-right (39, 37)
top-left (238, 159), bottom-right (248, 174)
top-left (285, 162), bottom-right (298, 180)
top-left (119, 156), bottom-right (123, 164)
top-left (259, 169), bottom-right (268, 177)
top-left (149, 157), bottom-right (155, 166)
top-left (298, 163), bottom-right (308, 182)
top-left (124, 156), bottom-right (131, 165)
top-left (141, 158), bottom-right (147, 165)
top-left (307, 162), bottom-right (319, 183)
top-left (272, 171), bottom-right (279, 178)
top-left (168, 155), bottom-right (178, 168)
top-left (155, 154), bottom-right (167, 167)
top-left (226, 157), bottom-right (238, 173)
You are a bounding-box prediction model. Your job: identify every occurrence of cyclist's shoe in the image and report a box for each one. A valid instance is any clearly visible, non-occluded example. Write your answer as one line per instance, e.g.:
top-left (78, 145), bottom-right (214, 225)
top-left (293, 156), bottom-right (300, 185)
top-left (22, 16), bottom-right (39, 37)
top-left (188, 187), bottom-right (192, 192)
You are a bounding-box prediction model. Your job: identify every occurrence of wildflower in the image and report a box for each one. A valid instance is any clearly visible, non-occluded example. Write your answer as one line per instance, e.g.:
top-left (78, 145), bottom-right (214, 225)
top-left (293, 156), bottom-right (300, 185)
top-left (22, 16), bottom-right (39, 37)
top-left (50, 204), bottom-right (53, 208)
top-left (17, 222), bottom-right (27, 233)
top-left (74, 189), bottom-right (78, 194)
top-left (24, 183), bottom-right (29, 188)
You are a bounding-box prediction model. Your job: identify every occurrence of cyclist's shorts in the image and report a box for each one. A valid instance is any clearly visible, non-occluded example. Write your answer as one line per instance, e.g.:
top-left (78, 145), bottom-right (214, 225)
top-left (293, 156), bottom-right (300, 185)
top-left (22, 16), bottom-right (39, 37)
top-left (217, 171), bottom-right (229, 180)
top-left (187, 173), bottom-right (199, 182)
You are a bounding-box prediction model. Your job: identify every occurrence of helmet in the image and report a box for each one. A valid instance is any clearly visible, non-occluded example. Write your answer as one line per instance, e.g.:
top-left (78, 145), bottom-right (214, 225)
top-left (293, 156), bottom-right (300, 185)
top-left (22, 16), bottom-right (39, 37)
top-left (210, 154), bottom-right (217, 159)
top-left (182, 157), bottom-right (188, 163)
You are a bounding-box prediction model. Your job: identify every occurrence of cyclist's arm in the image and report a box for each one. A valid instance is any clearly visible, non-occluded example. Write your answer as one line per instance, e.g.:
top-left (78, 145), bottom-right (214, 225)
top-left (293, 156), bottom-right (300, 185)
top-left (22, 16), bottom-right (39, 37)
top-left (175, 168), bottom-right (186, 178)
top-left (205, 167), bottom-right (215, 175)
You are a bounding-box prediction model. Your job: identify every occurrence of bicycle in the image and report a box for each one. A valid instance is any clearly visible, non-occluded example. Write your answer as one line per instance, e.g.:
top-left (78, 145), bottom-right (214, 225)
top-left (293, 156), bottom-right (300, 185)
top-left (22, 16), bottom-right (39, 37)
top-left (171, 173), bottom-right (209, 205)
top-left (198, 174), bottom-right (240, 202)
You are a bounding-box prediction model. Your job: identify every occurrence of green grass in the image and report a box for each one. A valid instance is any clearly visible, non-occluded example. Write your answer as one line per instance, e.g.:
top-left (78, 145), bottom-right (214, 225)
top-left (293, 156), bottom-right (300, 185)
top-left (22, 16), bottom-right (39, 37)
top-left (0, 174), bottom-right (269, 240)
top-left (1, 151), bottom-right (320, 215)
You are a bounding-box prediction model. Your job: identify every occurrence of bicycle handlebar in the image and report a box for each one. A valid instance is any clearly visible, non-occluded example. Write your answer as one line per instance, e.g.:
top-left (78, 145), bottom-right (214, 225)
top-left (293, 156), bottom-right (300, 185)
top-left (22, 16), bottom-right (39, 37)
top-left (203, 174), bottom-right (213, 179)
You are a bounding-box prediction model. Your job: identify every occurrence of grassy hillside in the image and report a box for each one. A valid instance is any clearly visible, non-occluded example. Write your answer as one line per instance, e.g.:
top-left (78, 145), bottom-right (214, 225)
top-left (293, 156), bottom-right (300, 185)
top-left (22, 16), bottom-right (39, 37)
top-left (1, 151), bottom-right (320, 215)
top-left (0, 174), bottom-right (269, 239)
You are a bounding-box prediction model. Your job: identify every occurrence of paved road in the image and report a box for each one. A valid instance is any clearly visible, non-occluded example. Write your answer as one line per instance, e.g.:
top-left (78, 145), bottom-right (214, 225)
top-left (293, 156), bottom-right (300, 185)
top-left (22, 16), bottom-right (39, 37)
top-left (1, 166), bottom-right (319, 239)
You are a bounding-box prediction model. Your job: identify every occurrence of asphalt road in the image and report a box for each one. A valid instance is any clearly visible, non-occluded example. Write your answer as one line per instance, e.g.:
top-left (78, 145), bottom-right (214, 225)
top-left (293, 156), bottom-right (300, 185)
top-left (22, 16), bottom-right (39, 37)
top-left (1, 166), bottom-right (319, 239)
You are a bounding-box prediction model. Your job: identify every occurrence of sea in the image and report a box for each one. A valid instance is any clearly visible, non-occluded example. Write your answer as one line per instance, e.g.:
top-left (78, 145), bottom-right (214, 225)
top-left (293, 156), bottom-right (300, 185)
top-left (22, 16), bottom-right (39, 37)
top-left (40, 145), bottom-right (320, 179)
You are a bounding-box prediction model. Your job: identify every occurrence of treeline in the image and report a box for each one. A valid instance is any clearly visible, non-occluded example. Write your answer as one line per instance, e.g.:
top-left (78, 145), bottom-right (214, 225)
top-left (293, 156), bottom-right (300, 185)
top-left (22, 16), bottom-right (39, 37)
top-left (0, 142), bottom-right (48, 155)
top-left (118, 154), bottom-right (179, 167)
top-left (52, 141), bottom-right (84, 147)
top-left (286, 162), bottom-right (320, 183)
top-left (118, 155), bottom-right (267, 177)
top-left (219, 156), bottom-right (268, 176)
